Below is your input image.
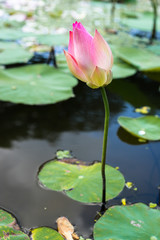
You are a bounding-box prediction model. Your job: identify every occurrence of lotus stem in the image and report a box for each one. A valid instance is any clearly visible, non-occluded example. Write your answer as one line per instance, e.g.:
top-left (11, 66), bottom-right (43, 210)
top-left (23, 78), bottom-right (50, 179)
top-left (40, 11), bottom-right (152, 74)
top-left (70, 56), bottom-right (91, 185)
top-left (150, 0), bottom-right (158, 43)
top-left (100, 87), bottom-right (110, 209)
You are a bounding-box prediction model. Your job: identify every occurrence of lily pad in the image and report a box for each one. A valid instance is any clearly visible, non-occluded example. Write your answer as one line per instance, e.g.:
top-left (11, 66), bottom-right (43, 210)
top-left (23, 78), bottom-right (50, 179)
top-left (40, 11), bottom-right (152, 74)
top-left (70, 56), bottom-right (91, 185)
top-left (0, 28), bottom-right (31, 40)
top-left (112, 62), bottom-right (136, 79)
top-left (121, 12), bottom-right (160, 32)
top-left (118, 116), bottom-right (160, 141)
top-left (116, 47), bottom-right (160, 71)
top-left (31, 227), bottom-right (63, 240)
top-left (0, 209), bottom-right (29, 239)
top-left (94, 203), bottom-right (160, 240)
top-left (0, 42), bottom-right (33, 65)
top-left (147, 44), bottom-right (160, 56)
top-left (38, 160), bottom-right (125, 203)
top-left (36, 33), bottom-right (68, 46)
top-left (0, 64), bottom-right (77, 104)
top-left (0, 209), bottom-right (16, 226)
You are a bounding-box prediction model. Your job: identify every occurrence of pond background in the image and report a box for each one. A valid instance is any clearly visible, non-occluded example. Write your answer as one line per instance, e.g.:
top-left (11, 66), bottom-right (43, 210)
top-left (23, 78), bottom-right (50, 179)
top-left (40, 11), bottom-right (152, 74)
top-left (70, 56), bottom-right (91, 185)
top-left (0, 75), bottom-right (160, 237)
top-left (0, 0), bottom-right (160, 238)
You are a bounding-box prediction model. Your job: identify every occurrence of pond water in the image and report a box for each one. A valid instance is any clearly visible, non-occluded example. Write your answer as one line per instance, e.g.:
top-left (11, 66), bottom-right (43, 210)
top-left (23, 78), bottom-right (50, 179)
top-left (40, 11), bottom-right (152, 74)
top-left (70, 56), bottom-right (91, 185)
top-left (0, 72), bottom-right (160, 237)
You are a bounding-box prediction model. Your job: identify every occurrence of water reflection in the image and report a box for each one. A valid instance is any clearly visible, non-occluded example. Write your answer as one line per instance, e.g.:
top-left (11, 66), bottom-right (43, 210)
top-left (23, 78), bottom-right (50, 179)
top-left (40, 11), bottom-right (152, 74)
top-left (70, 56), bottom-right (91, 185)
top-left (0, 82), bottom-right (124, 148)
top-left (117, 127), bottom-right (147, 145)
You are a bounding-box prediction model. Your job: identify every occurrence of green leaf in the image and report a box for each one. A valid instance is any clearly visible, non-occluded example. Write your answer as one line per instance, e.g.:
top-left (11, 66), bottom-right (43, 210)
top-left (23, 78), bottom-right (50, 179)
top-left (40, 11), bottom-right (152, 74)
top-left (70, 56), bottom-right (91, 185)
top-left (94, 203), bottom-right (160, 240)
top-left (38, 161), bottom-right (125, 203)
top-left (0, 209), bottom-right (15, 226)
top-left (0, 209), bottom-right (29, 239)
top-left (112, 62), bottom-right (136, 79)
top-left (31, 227), bottom-right (63, 240)
top-left (0, 64), bottom-right (77, 105)
top-left (0, 28), bottom-right (31, 40)
top-left (0, 42), bottom-right (33, 65)
top-left (116, 47), bottom-right (160, 71)
top-left (147, 44), bottom-right (160, 56)
top-left (0, 226), bottom-right (29, 239)
top-left (56, 150), bottom-right (73, 159)
top-left (121, 12), bottom-right (160, 32)
top-left (36, 33), bottom-right (68, 46)
top-left (118, 116), bottom-right (160, 141)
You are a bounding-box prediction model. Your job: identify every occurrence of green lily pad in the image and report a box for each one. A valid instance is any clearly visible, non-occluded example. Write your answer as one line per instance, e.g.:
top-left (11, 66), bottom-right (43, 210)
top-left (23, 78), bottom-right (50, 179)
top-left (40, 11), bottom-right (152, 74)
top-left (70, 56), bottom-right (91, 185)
top-left (112, 62), bottom-right (136, 79)
top-left (56, 150), bottom-right (73, 159)
top-left (0, 226), bottom-right (29, 239)
top-left (38, 160), bottom-right (125, 203)
top-left (0, 28), bottom-right (32, 40)
top-left (118, 116), bottom-right (160, 141)
top-left (0, 64), bottom-right (77, 104)
top-left (147, 44), bottom-right (160, 56)
top-left (0, 42), bottom-right (33, 65)
top-left (116, 47), bottom-right (160, 71)
top-left (31, 227), bottom-right (63, 240)
top-left (0, 209), bottom-right (29, 239)
top-left (121, 11), bottom-right (160, 32)
top-left (36, 33), bottom-right (68, 46)
top-left (94, 203), bottom-right (160, 240)
top-left (0, 209), bottom-right (16, 226)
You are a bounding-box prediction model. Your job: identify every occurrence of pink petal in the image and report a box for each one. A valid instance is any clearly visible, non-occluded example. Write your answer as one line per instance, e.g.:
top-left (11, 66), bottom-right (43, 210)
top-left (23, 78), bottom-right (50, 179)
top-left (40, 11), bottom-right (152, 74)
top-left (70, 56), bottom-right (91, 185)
top-left (68, 31), bottom-right (74, 56)
top-left (73, 27), bottom-right (94, 76)
top-left (64, 50), bottom-right (88, 82)
top-left (91, 30), bottom-right (113, 70)
top-left (90, 66), bottom-right (107, 87)
top-left (73, 22), bottom-right (90, 34)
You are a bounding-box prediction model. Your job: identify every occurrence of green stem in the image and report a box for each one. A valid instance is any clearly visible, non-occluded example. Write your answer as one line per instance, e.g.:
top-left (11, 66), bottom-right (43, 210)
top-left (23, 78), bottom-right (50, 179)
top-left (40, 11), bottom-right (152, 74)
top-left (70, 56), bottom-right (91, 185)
top-left (100, 87), bottom-right (110, 208)
top-left (150, 0), bottom-right (158, 43)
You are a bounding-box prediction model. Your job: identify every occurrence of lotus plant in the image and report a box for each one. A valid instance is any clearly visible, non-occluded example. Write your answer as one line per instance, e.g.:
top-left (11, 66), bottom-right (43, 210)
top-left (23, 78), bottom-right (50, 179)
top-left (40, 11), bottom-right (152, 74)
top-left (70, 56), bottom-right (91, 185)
top-left (64, 22), bottom-right (113, 208)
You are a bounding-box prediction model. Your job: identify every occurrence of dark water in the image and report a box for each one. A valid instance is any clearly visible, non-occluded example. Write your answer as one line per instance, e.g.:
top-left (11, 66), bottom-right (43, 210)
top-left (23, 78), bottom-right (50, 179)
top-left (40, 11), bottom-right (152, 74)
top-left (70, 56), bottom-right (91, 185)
top-left (0, 74), bottom-right (160, 237)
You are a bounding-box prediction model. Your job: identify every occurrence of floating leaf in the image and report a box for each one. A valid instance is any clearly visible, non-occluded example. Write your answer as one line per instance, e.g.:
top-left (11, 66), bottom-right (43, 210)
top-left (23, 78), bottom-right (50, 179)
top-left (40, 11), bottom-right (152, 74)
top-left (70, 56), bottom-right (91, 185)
top-left (112, 62), bottom-right (136, 79)
top-left (116, 47), bottom-right (160, 71)
top-left (36, 34), bottom-right (68, 46)
top-left (118, 116), bottom-right (160, 141)
top-left (94, 203), bottom-right (160, 240)
top-left (38, 160), bottom-right (125, 203)
top-left (31, 227), bottom-right (63, 240)
top-left (56, 150), bottom-right (73, 159)
top-left (0, 209), bottom-right (16, 227)
top-left (57, 217), bottom-right (79, 240)
top-left (0, 28), bottom-right (31, 40)
top-left (0, 42), bottom-right (33, 65)
top-left (0, 64), bottom-right (77, 104)
top-left (121, 12), bottom-right (160, 32)
top-left (0, 209), bottom-right (29, 239)
top-left (0, 226), bottom-right (29, 239)
top-left (147, 44), bottom-right (160, 56)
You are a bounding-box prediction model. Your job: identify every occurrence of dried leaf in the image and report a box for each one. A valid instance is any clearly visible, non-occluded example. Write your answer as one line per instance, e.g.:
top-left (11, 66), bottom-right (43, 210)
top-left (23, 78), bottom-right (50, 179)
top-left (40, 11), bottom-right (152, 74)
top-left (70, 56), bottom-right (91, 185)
top-left (57, 217), bottom-right (79, 240)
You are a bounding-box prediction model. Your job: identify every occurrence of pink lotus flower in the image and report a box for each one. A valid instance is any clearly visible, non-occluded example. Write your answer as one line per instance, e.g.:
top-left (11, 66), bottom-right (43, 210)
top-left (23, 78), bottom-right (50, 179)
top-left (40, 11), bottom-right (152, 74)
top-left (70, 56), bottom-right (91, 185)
top-left (64, 22), bottom-right (113, 89)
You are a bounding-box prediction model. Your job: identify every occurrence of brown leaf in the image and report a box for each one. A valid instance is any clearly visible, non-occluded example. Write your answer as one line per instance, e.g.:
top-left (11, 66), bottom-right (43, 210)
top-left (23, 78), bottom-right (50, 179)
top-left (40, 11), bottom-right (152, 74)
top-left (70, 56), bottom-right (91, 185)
top-left (56, 217), bottom-right (79, 240)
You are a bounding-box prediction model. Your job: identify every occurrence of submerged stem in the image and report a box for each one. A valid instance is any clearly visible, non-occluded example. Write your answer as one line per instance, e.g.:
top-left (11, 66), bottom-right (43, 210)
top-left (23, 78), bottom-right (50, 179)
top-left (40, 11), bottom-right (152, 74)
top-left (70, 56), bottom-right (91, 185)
top-left (100, 87), bottom-right (110, 208)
